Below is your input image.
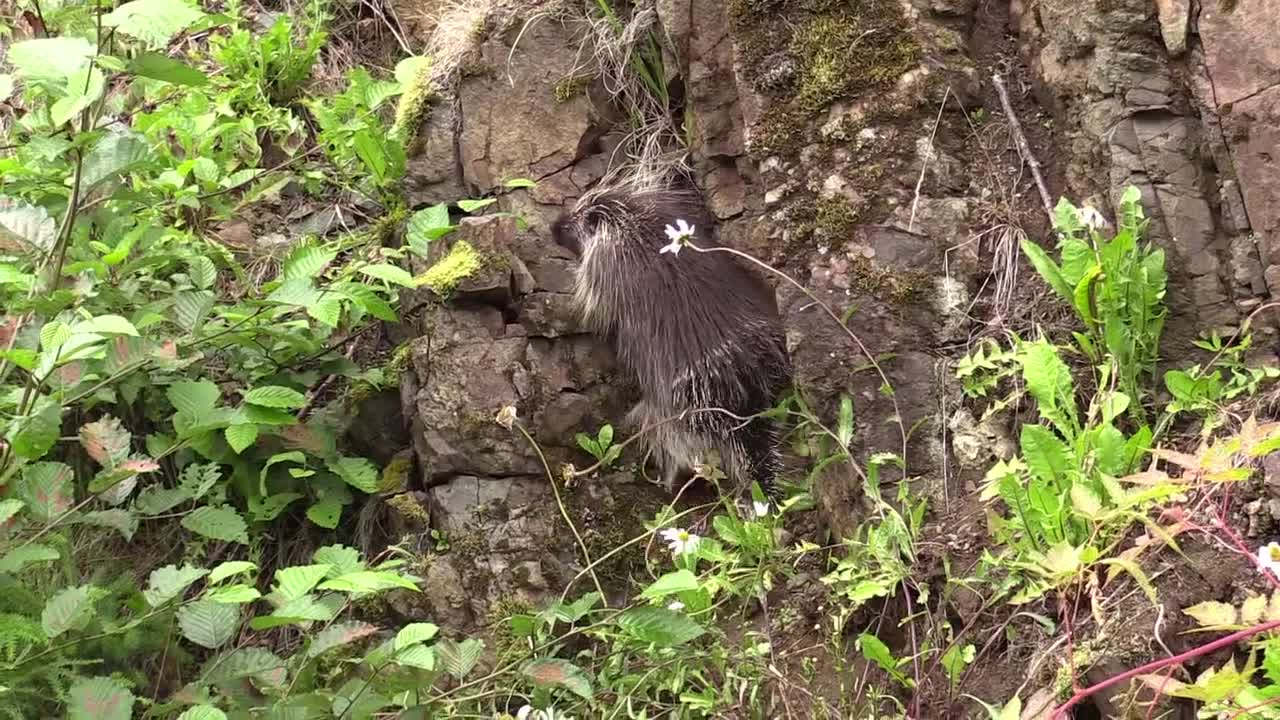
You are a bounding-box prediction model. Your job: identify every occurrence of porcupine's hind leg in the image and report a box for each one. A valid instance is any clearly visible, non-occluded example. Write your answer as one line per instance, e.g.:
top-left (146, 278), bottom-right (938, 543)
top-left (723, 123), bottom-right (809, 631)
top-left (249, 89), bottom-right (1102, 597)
top-left (625, 401), bottom-right (698, 493)
top-left (732, 416), bottom-right (786, 507)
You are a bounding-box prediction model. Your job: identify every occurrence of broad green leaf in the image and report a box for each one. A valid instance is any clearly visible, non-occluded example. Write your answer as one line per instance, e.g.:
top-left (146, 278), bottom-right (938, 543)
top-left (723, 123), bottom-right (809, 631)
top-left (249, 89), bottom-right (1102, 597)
top-left (135, 485), bottom-right (191, 516)
top-left (80, 130), bottom-right (151, 191)
top-left (42, 585), bottom-right (95, 638)
top-left (83, 314), bottom-right (139, 337)
top-left (614, 606), bottom-right (705, 647)
top-left (267, 278), bottom-right (324, 306)
top-left (306, 498), bottom-right (343, 528)
top-left (358, 263), bottom-right (415, 287)
top-left (307, 621), bottom-right (379, 659)
top-left (394, 644), bottom-right (436, 670)
top-left (68, 676), bottom-right (134, 720)
top-left (858, 633), bottom-right (909, 685)
top-left (244, 385), bottom-right (306, 409)
top-left (168, 379), bottom-right (220, 417)
top-left (11, 402), bottom-right (63, 460)
top-left (225, 423), bottom-right (258, 454)
top-left (437, 637), bottom-right (484, 680)
top-left (209, 560), bottom-right (257, 584)
top-left (205, 584), bottom-right (261, 604)
top-left (0, 543), bottom-right (60, 573)
top-left (0, 196), bottom-right (58, 252)
top-left (77, 509), bottom-right (139, 541)
top-left (6, 37), bottom-right (94, 85)
top-left (188, 256), bottom-right (217, 289)
top-left (178, 599), bottom-right (239, 649)
top-left (201, 647), bottom-right (285, 685)
top-left (283, 245), bottom-right (337, 281)
top-left (307, 295), bottom-right (343, 327)
top-left (1017, 338), bottom-right (1078, 437)
top-left (176, 706), bottom-right (227, 720)
top-left (0, 499), bottom-right (24, 525)
top-left (129, 52), bottom-right (208, 86)
top-left (102, 0), bottom-right (206, 47)
top-left (16, 461), bottom-right (74, 521)
top-left (182, 505), bottom-right (249, 544)
top-left (174, 289), bottom-right (215, 332)
top-left (1183, 600), bottom-right (1237, 629)
top-left (252, 492), bottom-right (304, 522)
top-left (329, 456), bottom-right (379, 493)
top-left (406, 203), bottom-right (454, 256)
top-left (313, 545), bottom-right (363, 576)
top-left (521, 658), bottom-right (593, 700)
top-left (50, 66), bottom-right (105, 126)
top-left (250, 595), bottom-right (342, 630)
top-left (457, 198), bottom-right (496, 213)
top-left (394, 55), bottom-right (431, 86)
top-left (394, 622), bottom-right (439, 651)
top-left (1019, 424), bottom-right (1071, 486)
top-left (352, 130), bottom-right (388, 182)
top-left (318, 570), bottom-right (418, 595)
top-left (639, 569), bottom-right (700, 600)
top-left (274, 564), bottom-right (332, 601)
top-left (1019, 237), bottom-right (1072, 302)
top-left (145, 564), bottom-right (210, 607)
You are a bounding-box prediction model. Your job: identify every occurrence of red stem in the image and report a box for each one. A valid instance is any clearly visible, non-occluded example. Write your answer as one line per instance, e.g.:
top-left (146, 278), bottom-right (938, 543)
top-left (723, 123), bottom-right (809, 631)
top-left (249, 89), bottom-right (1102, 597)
top-left (1051, 618), bottom-right (1280, 718)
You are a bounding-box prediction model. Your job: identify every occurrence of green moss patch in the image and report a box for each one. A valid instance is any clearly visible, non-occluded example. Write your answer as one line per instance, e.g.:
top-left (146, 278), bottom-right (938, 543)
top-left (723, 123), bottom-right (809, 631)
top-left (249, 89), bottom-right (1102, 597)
top-left (416, 239), bottom-right (484, 295)
top-left (729, 0), bottom-right (921, 157)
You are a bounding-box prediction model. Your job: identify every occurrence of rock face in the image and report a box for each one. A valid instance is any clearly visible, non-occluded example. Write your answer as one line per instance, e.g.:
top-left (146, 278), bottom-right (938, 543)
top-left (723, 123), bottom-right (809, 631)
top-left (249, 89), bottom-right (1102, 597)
top-left (390, 0), bottom-right (1280, 638)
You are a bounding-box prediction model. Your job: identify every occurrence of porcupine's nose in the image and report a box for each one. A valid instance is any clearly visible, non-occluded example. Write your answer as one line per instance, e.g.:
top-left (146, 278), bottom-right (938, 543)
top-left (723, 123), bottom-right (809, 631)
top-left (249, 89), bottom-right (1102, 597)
top-left (550, 214), bottom-right (581, 256)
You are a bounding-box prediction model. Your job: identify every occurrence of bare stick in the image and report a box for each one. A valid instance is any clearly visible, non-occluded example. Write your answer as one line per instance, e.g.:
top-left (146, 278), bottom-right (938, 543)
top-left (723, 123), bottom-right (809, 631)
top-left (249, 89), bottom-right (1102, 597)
top-left (991, 73), bottom-right (1054, 223)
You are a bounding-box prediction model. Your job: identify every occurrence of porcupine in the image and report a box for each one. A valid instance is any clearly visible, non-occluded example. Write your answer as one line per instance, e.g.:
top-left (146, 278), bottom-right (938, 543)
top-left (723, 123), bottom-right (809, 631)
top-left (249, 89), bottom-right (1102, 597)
top-left (551, 172), bottom-right (793, 503)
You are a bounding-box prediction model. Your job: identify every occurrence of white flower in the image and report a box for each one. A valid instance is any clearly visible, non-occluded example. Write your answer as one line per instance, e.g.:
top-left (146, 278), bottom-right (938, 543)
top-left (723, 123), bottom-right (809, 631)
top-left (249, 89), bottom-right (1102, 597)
top-left (495, 405), bottom-right (518, 430)
top-left (660, 527), bottom-right (701, 556)
top-left (516, 706), bottom-right (534, 720)
top-left (1258, 542), bottom-right (1280, 577)
top-left (660, 218), bottom-right (696, 255)
top-left (753, 500), bottom-right (772, 518)
top-left (1077, 205), bottom-right (1106, 230)
top-left (515, 706), bottom-right (573, 720)
top-left (668, 600), bottom-right (686, 611)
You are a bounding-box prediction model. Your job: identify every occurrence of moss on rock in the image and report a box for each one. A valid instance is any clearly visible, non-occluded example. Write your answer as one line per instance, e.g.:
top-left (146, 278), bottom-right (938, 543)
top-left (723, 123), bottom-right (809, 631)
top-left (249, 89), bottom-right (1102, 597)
top-left (417, 239), bottom-right (484, 295)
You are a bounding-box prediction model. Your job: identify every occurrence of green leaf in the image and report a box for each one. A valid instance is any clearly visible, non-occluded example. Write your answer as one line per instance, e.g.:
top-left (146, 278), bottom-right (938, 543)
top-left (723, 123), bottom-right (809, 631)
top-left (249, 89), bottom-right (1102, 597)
top-left (0, 499), bottom-right (24, 526)
top-left (267, 278), bottom-right (323, 306)
top-left (358, 262), bottom-right (415, 287)
top-left (42, 585), bottom-right (95, 638)
top-left (77, 509), bottom-right (139, 541)
top-left (188, 256), bottom-right (217, 289)
top-left (50, 66), bottom-right (105, 126)
top-left (225, 423), bottom-right (258, 454)
top-left (176, 706), bottom-right (227, 720)
top-left (457, 198), bottom-right (496, 213)
top-left (205, 584), bottom-right (261, 604)
top-left (16, 461), bottom-right (74, 521)
top-left (394, 54), bottom-right (432, 86)
top-left (135, 485), bottom-right (191, 516)
top-left (168, 379), bottom-right (220, 417)
top-left (200, 647), bottom-right (285, 685)
top-left (1017, 338), bottom-right (1078, 438)
top-left (252, 492), bottom-right (304, 522)
top-left (394, 644), bottom-right (436, 670)
top-left (614, 606), bottom-right (706, 647)
top-left (6, 37), bottom-right (94, 85)
top-left (145, 564), bottom-right (210, 607)
top-left (0, 544), bottom-right (60, 574)
top-left (307, 295), bottom-right (343, 327)
top-left (178, 599), bottom-right (239, 649)
top-left (68, 676), bottom-right (134, 720)
top-left (251, 595), bottom-right (342, 630)
top-left (307, 621), bottom-right (380, 659)
top-left (83, 314), bottom-right (139, 337)
top-left (129, 52), bottom-right (208, 86)
top-left (181, 505), bottom-right (249, 544)
top-left (318, 570), bottom-right (418, 595)
top-left (174, 290), bottom-right (215, 332)
top-left (209, 560), bottom-right (257, 584)
top-left (1019, 424), bottom-right (1071, 486)
top-left (406, 203), bottom-right (455, 256)
top-left (283, 245), bottom-right (337, 281)
top-left (639, 569), bottom-right (700, 600)
top-left (79, 415), bottom-right (133, 466)
top-left (306, 498), bottom-right (343, 528)
top-left (329, 456), bottom-right (379, 493)
top-left (394, 622), bottom-right (439, 651)
top-left (503, 177), bottom-right (537, 189)
top-left (437, 637), bottom-right (484, 680)
top-left (244, 385), bottom-right (306, 409)
top-left (522, 658), bottom-right (593, 700)
top-left (1183, 600), bottom-right (1237, 629)
top-left (0, 196), bottom-right (58, 252)
top-left (102, 0), bottom-right (206, 47)
top-left (80, 129), bottom-right (151, 191)
top-left (858, 633), bottom-right (910, 686)
top-left (1019, 237), bottom-right (1072, 302)
top-left (11, 403), bottom-right (63, 460)
top-left (275, 564), bottom-right (333, 602)
top-left (313, 545), bottom-right (363, 576)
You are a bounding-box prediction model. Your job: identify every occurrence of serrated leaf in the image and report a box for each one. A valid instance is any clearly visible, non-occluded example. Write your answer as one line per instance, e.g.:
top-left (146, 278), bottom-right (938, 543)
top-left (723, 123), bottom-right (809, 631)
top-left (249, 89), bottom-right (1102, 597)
top-left (307, 621), bottom-right (379, 659)
top-left (176, 706), bottom-right (227, 720)
top-left (283, 245), bottom-right (337, 280)
top-left (307, 295), bottom-right (343, 327)
top-left (438, 637), bottom-right (484, 680)
top-left (201, 647), bottom-right (285, 685)
top-left (358, 262), bottom-right (415, 287)
top-left (615, 606), bottom-right (706, 647)
top-left (145, 564), bottom-right (210, 607)
top-left (225, 423), bottom-right (258, 454)
top-left (135, 485), bottom-right (191, 516)
top-left (267, 278), bottom-right (323, 306)
top-left (250, 595), bottom-right (340, 629)
top-left (406, 203), bottom-right (455, 256)
top-left (313, 545), bottom-right (363, 576)
top-left (306, 498), bottom-right (343, 528)
top-left (0, 196), bottom-right (58, 252)
top-left (251, 492), bottom-right (303, 522)
top-left (79, 415), bottom-right (132, 466)
top-left (522, 658), bottom-right (593, 700)
top-left (394, 622), bottom-right (438, 650)
top-left (77, 509), bottom-right (139, 540)
top-left (102, 0), bottom-right (205, 47)
top-left (129, 52), bottom-right (208, 86)
top-left (182, 505), bottom-right (249, 544)
top-left (42, 585), bottom-right (94, 638)
top-left (80, 129), bottom-right (151, 192)
top-left (1183, 600), bottom-right (1238, 629)
top-left (6, 37), bottom-right (94, 85)
top-left (168, 380), bottom-right (220, 417)
top-left (16, 461), bottom-right (74, 521)
top-left (188, 256), bottom-right (217, 289)
top-left (244, 385), bottom-right (306, 409)
top-left (329, 456), bottom-right (379, 494)
top-left (394, 644), bottom-right (436, 670)
top-left (178, 599), bottom-right (239, 649)
top-left (68, 676), bottom-right (134, 720)
top-left (639, 569), bottom-right (700, 600)
top-left (0, 499), bottom-right (24, 526)
top-left (0, 544), bottom-right (60, 573)
top-left (11, 402), bottom-right (62, 460)
top-left (205, 584), bottom-right (260, 604)
top-left (174, 290), bottom-right (215, 332)
top-left (317, 570), bottom-right (418, 595)
top-left (209, 560), bottom-right (257, 584)
top-left (274, 564), bottom-right (332, 601)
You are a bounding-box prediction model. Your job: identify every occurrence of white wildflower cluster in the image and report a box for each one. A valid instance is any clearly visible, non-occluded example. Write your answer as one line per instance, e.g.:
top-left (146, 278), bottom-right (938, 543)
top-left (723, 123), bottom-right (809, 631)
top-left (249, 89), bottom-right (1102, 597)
top-left (660, 218), bottom-right (696, 256)
top-left (1077, 205), bottom-right (1106, 231)
top-left (660, 527), bottom-right (700, 556)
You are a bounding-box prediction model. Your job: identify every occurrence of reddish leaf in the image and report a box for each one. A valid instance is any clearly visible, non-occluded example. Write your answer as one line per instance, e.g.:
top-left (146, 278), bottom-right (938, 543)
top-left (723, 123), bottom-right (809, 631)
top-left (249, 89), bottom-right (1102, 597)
top-left (79, 416), bottom-right (132, 467)
top-left (121, 457), bottom-right (161, 473)
top-left (56, 361), bottom-right (82, 386)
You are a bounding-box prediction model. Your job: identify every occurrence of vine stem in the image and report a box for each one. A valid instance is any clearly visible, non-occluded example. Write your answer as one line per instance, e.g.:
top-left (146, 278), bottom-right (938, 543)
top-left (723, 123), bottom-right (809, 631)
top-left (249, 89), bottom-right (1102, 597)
top-left (1050, 618), bottom-right (1280, 718)
top-left (513, 421), bottom-right (607, 604)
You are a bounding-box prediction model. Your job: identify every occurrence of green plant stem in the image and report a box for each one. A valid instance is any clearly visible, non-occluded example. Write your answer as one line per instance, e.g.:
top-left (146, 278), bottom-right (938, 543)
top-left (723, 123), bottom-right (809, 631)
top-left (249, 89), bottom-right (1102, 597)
top-left (513, 422), bottom-right (607, 604)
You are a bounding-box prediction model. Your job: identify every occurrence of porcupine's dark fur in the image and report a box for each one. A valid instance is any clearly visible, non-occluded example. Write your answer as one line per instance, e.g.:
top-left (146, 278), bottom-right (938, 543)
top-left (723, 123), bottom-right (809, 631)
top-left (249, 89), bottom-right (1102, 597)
top-left (551, 172), bottom-right (792, 503)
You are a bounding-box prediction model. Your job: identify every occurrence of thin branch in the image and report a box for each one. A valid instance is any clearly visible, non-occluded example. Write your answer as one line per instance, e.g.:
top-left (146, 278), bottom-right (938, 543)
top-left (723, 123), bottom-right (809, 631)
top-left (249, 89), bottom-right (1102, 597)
top-left (991, 72), bottom-right (1054, 223)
